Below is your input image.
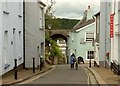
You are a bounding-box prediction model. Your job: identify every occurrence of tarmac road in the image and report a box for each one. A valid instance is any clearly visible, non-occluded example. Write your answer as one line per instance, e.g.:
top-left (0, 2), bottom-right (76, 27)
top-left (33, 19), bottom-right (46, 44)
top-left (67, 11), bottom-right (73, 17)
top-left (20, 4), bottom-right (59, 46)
top-left (26, 64), bottom-right (88, 85)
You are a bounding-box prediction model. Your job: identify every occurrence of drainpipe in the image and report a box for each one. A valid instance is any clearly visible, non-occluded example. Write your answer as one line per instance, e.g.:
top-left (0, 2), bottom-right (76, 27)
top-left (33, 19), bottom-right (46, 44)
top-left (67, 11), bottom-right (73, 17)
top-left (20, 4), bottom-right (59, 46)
top-left (23, 0), bottom-right (25, 68)
top-left (104, 2), bottom-right (107, 68)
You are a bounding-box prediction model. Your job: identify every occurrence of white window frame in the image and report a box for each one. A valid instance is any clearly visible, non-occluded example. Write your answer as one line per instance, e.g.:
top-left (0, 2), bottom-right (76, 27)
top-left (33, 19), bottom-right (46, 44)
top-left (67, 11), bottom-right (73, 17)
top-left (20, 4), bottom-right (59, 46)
top-left (86, 51), bottom-right (94, 60)
top-left (85, 32), bottom-right (94, 42)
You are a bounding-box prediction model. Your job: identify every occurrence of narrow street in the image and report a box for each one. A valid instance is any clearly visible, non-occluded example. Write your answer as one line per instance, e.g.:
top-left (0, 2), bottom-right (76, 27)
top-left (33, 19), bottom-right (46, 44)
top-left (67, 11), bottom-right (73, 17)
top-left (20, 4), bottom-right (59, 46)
top-left (25, 64), bottom-right (88, 84)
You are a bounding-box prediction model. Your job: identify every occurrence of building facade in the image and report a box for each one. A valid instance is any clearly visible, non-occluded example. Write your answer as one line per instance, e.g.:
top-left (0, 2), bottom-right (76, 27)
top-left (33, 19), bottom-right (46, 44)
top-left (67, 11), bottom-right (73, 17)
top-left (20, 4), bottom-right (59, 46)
top-left (99, 1), bottom-right (112, 67)
top-left (94, 12), bottom-right (100, 67)
top-left (25, 0), bottom-right (46, 68)
top-left (57, 40), bottom-right (66, 56)
top-left (68, 6), bottom-right (96, 63)
top-left (1, 1), bottom-right (23, 75)
top-left (98, 1), bottom-right (120, 67)
top-left (111, 1), bottom-right (120, 64)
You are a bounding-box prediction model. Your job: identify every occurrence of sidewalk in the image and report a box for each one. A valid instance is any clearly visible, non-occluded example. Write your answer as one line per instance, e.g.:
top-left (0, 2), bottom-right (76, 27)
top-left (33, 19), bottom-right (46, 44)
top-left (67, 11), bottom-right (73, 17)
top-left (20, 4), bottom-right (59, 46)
top-left (80, 63), bottom-right (120, 85)
top-left (2, 63), bottom-right (52, 85)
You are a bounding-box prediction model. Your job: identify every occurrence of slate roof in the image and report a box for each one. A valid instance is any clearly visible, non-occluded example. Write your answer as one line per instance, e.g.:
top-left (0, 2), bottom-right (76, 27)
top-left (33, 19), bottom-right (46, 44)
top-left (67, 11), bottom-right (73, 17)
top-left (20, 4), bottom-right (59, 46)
top-left (94, 12), bottom-right (100, 17)
top-left (71, 17), bottom-right (95, 32)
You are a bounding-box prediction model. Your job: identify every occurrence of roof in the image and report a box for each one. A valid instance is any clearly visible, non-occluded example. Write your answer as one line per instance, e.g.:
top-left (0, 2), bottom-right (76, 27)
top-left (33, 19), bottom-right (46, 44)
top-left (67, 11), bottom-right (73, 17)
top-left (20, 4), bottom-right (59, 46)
top-left (71, 18), bottom-right (95, 32)
top-left (94, 12), bottom-right (100, 17)
top-left (38, 1), bottom-right (46, 7)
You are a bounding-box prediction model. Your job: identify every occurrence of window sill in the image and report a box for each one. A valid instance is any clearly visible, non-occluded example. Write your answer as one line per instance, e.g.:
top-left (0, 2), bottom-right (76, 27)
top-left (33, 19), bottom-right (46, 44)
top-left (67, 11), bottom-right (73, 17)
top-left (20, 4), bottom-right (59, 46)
top-left (3, 11), bottom-right (9, 15)
top-left (4, 64), bottom-right (10, 69)
top-left (18, 15), bottom-right (22, 18)
top-left (39, 28), bottom-right (44, 31)
top-left (19, 57), bottom-right (22, 60)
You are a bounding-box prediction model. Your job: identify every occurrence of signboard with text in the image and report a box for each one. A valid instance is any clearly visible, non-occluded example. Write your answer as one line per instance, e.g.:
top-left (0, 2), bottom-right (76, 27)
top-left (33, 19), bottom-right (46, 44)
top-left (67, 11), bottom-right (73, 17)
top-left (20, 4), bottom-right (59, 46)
top-left (110, 14), bottom-right (114, 38)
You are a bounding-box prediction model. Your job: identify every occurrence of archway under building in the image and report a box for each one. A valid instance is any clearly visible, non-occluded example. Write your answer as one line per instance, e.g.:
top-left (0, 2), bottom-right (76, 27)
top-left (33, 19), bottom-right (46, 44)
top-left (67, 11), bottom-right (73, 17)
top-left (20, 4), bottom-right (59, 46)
top-left (50, 34), bottom-right (69, 64)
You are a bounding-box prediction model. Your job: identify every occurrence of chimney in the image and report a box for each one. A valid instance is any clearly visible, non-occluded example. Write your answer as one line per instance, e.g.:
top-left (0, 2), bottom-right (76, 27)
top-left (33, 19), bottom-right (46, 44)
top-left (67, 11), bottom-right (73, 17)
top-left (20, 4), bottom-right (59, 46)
top-left (88, 5), bottom-right (90, 9)
top-left (85, 10), bottom-right (87, 12)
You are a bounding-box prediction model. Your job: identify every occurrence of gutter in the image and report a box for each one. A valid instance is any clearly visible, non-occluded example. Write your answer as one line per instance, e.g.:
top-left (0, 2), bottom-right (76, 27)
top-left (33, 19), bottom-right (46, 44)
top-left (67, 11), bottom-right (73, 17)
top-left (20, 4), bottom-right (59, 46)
top-left (23, 0), bottom-right (25, 68)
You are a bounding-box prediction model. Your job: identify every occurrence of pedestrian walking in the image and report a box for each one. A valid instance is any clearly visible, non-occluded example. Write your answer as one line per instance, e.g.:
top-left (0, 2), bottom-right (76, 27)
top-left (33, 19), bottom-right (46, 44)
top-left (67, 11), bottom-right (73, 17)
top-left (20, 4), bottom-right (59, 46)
top-left (70, 53), bottom-right (75, 69)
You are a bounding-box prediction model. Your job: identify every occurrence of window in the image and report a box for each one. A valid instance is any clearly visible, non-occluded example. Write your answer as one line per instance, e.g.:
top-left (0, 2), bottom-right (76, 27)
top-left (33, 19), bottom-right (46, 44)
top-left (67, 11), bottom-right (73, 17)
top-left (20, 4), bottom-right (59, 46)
top-left (85, 33), bottom-right (94, 42)
top-left (87, 51), bottom-right (94, 59)
top-left (18, 31), bottom-right (22, 60)
top-left (3, 0), bottom-right (9, 14)
top-left (18, 1), bottom-right (22, 17)
top-left (39, 7), bottom-right (44, 29)
top-left (4, 31), bottom-right (8, 64)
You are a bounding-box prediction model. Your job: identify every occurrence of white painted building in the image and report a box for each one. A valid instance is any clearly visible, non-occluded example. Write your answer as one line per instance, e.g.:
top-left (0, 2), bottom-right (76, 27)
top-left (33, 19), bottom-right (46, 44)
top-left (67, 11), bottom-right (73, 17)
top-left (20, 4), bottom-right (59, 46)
top-left (111, 1), bottom-right (120, 64)
top-left (99, 1), bottom-right (120, 67)
top-left (25, 0), bottom-right (46, 68)
top-left (57, 40), bottom-right (66, 56)
top-left (94, 12), bottom-right (100, 67)
top-left (99, 1), bottom-right (112, 67)
top-left (0, 1), bottom-right (23, 75)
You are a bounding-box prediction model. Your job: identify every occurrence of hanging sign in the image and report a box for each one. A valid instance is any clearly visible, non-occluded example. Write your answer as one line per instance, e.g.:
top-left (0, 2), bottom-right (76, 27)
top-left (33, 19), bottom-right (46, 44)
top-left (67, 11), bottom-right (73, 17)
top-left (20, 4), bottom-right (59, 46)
top-left (110, 14), bottom-right (114, 38)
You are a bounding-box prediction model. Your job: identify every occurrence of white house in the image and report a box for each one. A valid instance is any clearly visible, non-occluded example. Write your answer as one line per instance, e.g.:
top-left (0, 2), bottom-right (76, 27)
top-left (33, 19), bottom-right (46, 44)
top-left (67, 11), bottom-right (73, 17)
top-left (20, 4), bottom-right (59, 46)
top-left (57, 40), bottom-right (66, 56)
top-left (99, 1), bottom-right (120, 67)
top-left (94, 12), bottom-right (100, 67)
top-left (111, 1), bottom-right (120, 64)
top-left (99, 1), bottom-right (112, 67)
top-left (25, 0), bottom-right (46, 68)
top-left (0, 1), bottom-right (23, 75)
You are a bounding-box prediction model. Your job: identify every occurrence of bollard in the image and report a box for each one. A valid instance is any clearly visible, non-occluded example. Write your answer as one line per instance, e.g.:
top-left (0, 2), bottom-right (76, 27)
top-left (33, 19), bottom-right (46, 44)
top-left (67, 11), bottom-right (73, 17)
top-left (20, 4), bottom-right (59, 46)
top-left (33, 58), bottom-right (35, 73)
top-left (40, 57), bottom-right (42, 71)
top-left (40, 57), bottom-right (43, 71)
top-left (111, 62), bottom-right (113, 71)
top-left (89, 57), bottom-right (91, 68)
top-left (94, 61), bottom-right (95, 66)
top-left (14, 59), bottom-right (18, 79)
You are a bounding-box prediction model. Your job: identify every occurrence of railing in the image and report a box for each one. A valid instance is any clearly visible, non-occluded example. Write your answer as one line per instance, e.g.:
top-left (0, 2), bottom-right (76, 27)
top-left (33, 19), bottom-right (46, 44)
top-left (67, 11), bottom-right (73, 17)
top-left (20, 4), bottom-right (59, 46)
top-left (111, 60), bottom-right (120, 76)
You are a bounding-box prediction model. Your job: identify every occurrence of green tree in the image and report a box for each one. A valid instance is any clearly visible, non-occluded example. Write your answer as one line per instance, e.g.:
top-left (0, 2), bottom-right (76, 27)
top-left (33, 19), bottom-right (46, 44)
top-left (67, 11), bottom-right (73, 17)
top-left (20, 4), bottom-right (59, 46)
top-left (45, 0), bottom-right (61, 29)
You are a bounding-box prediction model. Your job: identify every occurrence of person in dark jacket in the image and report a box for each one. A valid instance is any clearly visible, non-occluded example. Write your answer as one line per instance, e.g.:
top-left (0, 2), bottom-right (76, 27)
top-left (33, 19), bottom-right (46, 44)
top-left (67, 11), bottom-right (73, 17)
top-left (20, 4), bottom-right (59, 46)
top-left (70, 53), bottom-right (75, 69)
top-left (78, 56), bottom-right (84, 64)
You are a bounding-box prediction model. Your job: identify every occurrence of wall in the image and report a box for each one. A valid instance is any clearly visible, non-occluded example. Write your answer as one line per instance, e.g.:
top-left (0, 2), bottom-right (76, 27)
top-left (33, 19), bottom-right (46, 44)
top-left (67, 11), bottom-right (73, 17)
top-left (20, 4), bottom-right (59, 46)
top-left (99, 2), bottom-right (111, 67)
top-left (25, 1), bottom-right (45, 68)
top-left (68, 22), bottom-right (96, 63)
top-left (75, 23), bottom-right (95, 63)
top-left (0, 1), bottom-right (2, 77)
top-left (94, 13), bottom-right (100, 66)
top-left (118, 1), bottom-right (120, 64)
top-left (113, 1), bottom-right (120, 64)
top-left (1, 1), bottom-right (23, 75)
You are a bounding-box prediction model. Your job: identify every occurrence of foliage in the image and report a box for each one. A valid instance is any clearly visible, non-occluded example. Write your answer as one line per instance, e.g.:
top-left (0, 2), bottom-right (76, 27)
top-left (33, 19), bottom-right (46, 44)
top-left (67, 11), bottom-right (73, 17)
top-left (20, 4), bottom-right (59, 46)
top-left (45, 37), bottom-right (63, 60)
top-left (50, 40), bottom-right (63, 58)
top-left (58, 18), bottom-right (80, 29)
top-left (45, 0), bottom-right (61, 29)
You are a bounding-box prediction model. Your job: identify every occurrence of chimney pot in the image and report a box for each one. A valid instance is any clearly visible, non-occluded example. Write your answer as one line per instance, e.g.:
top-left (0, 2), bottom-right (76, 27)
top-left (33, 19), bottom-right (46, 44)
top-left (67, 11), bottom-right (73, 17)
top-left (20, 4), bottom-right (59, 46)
top-left (88, 5), bottom-right (90, 9)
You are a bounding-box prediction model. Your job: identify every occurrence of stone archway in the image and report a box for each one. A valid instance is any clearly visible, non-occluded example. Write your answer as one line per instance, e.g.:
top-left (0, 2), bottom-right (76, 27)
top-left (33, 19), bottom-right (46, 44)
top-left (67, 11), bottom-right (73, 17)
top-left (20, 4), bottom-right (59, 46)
top-left (50, 34), bottom-right (67, 42)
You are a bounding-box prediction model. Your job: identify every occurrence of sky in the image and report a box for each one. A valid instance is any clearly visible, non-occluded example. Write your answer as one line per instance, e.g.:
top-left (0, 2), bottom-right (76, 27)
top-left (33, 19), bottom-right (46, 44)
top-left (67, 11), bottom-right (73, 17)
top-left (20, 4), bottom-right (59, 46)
top-left (41, 0), bottom-right (100, 20)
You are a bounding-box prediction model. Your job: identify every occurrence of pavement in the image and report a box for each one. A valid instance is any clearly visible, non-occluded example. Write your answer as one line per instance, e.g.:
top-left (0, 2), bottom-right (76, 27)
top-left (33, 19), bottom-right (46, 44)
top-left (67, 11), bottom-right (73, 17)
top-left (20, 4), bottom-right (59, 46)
top-left (1, 63), bottom-right (53, 86)
top-left (1, 63), bottom-right (120, 85)
top-left (80, 63), bottom-right (120, 85)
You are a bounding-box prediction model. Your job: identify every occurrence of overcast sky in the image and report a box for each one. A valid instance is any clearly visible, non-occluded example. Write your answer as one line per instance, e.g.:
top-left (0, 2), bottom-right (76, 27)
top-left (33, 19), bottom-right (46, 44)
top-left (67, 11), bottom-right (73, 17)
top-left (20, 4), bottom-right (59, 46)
top-left (41, 0), bottom-right (100, 20)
